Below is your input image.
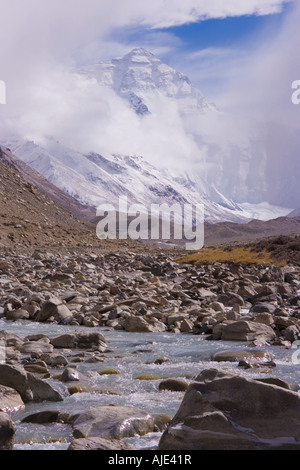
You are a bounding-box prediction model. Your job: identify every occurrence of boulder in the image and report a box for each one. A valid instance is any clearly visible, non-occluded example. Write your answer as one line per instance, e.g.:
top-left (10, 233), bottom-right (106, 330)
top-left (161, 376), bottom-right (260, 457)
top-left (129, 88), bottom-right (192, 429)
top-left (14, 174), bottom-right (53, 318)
top-left (250, 286), bottom-right (278, 304)
top-left (255, 377), bottom-right (290, 390)
top-left (159, 368), bottom-right (300, 450)
top-left (217, 293), bottom-right (244, 307)
top-left (60, 367), bottom-right (85, 382)
top-left (23, 361), bottom-right (50, 375)
top-left (68, 437), bottom-right (133, 450)
top-left (251, 302), bottom-right (277, 314)
top-left (72, 405), bottom-right (155, 439)
top-left (253, 312), bottom-right (274, 326)
top-left (158, 378), bottom-right (189, 392)
top-left (221, 320), bottom-right (275, 342)
top-left (40, 352), bottom-right (68, 367)
top-left (36, 296), bottom-right (73, 323)
top-left (284, 325), bottom-right (300, 342)
top-left (237, 285), bottom-right (258, 298)
top-left (17, 340), bottom-right (54, 355)
top-left (180, 319), bottom-right (194, 333)
top-left (0, 384), bottom-right (24, 412)
top-left (5, 309), bottom-right (30, 321)
top-left (124, 316), bottom-right (166, 333)
top-left (0, 412), bottom-right (16, 450)
top-left (0, 330), bottom-right (23, 348)
top-left (261, 266), bottom-right (284, 282)
top-left (209, 302), bottom-right (226, 313)
top-left (3, 346), bottom-right (22, 364)
top-left (0, 364), bottom-right (63, 403)
top-left (50, 330), bottom-right (107, 352)
top-left (22, 410), bottom-right (71, 424)
top-left (211, 349), bottom-right (271, 363)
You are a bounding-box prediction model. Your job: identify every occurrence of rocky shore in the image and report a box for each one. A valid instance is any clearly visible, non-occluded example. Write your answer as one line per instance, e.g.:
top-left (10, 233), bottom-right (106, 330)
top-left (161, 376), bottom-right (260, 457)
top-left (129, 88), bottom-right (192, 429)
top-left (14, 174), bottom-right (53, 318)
top-left (0, 246), bottom-right (300, 450)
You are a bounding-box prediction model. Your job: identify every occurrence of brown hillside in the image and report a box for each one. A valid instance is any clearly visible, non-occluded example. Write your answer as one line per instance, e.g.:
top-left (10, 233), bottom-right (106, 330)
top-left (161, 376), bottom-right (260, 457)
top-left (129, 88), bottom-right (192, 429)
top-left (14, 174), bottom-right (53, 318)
top-left (0, 154), bottom-right (98, 252)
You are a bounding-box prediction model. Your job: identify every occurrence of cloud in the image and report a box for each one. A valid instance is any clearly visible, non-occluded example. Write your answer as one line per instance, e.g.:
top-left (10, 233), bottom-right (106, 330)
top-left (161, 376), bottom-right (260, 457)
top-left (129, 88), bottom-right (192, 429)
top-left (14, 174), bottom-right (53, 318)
top-left (217, 0), bottom-right (300, 126)
top-left (0, 0), bottom-right (293, 65)
top-left (136, 0), bottom-right (293, 28)
top-left (1, 57), bottom-right (202, 170)
top-left (0, 0), bottom-right (297, 172)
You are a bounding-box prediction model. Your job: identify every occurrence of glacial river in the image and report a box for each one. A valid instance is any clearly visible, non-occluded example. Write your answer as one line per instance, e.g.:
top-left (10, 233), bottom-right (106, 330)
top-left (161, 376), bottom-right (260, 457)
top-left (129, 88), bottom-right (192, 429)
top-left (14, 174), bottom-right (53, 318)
top-left (1, 319), bottom-right (299, 451)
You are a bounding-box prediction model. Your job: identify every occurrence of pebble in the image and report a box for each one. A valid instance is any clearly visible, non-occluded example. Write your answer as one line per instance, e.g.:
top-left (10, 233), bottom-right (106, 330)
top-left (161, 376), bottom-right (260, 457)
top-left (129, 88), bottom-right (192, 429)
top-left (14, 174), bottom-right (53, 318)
top-left (0, 250), bottom-right (298, 343)
top-left (0, 248), bottom-right (299, 449)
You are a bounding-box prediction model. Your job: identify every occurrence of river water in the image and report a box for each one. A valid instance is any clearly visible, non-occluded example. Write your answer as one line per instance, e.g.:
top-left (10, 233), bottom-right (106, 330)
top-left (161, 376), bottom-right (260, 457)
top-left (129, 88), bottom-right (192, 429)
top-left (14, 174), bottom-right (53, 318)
top-left (1, 318), bottom-right (299, 451)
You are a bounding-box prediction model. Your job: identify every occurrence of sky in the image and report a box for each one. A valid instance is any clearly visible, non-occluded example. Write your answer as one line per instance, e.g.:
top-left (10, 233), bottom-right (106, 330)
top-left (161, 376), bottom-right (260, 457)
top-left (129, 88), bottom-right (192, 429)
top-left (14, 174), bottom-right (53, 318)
top-left (0, 0), bottom-right (296, 113)
top-left (0, 0), bottom-right (296, 98)
top-left (103, 1), bottom-right (294, 99)
top-left (0, 0), bottom-right (299, 208)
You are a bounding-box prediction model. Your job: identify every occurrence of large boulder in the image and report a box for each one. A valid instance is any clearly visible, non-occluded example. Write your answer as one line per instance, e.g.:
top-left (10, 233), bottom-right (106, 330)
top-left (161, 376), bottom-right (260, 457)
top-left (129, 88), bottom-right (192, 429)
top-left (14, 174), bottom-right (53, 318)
top-left (40, 352), bottom-right (68, 367)
top-left (36, 296), bottom-right (73, 323)
top-left (0, 364), bottom-right (63, 403)
top-left (217, 292), bottom-right (244, 307)
top-left (72, 405), bottom-right (155, 439)
top-left (159, 368), bottom-right (300, 450)
top-left (0, 330), bottom-right (23, 348)
top-left (17, 339), bottom-right (54, 355)
top-left (211, 349), bottom-right (271, 363)
top-left (220, 320), bottom-right (275, 342)
top-left (5, 309), bottom-right (30, 321)
top-left (124, 316), bottom-right (166, 333)
top-left (0, 384), bottom-right (24, 412)
top-left (158, 378), bottom-right (189, 392)
top-left (68, 437), bottom-right (133, 450)
top-left (21, 410), bottom-right (71, 424)
top-left (0, 412), bottom-right (16, 450)
top-left (50, 330), bottom-right (107, 352)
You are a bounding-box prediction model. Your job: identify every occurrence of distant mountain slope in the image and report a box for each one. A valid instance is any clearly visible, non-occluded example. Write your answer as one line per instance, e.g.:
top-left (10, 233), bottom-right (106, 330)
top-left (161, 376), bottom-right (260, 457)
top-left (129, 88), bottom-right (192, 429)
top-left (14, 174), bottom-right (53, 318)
top-left (204, 216), bottom-right (300, 247)
top-left (0, 146), bottom-right (97, 251)
top-left (0, 49), bottom-right (296, 223)
top-left (76, 48), bottom-right (216, 117)
top-left (0, 145), bottom-right (96, 222)
top-left (2, 138), bottom-right (250, 224)
top-left (288, 207), bottom-right (300, 218)
top-left (0, 145), bottom-right (298, 253)
top-left (75, 48), bottom-right (299, 210)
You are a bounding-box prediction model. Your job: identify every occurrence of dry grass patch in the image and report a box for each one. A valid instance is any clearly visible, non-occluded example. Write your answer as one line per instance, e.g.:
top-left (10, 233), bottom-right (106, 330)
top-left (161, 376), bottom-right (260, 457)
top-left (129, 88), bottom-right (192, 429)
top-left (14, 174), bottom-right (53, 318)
top-left (175, 246), bottom-right (286, 266)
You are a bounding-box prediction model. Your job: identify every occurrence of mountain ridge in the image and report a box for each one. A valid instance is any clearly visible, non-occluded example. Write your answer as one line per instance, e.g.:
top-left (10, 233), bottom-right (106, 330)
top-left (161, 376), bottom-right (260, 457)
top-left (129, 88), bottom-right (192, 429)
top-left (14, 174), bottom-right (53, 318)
top-left (0, 144), bottom-right (298, 253)
top-left (0, 145), bottom-right (96, 222)
top-left (0, 48), bottom-right (296, 224)
top-left (0, 145), bottom-right (100, 252)
top-left (77, 47), bottom-right (216, 116)
top-left (2, 136), bottom-right (254, 224)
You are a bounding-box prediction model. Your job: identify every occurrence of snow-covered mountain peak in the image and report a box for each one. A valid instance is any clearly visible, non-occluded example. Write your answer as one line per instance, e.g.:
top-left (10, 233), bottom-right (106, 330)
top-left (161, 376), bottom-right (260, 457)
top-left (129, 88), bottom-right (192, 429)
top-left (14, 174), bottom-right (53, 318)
top-left (76, 48), bottom-right (215, 115)
top-left (113, 47), bottom-right (157, 64)
top-left (1, 49), bottom-right (295, 224)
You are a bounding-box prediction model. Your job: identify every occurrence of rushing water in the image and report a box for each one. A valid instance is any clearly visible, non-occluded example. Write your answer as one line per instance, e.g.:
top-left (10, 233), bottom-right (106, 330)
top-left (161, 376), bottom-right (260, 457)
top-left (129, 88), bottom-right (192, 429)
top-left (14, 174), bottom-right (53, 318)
top-left (1, 318), bottom-right (299, 451)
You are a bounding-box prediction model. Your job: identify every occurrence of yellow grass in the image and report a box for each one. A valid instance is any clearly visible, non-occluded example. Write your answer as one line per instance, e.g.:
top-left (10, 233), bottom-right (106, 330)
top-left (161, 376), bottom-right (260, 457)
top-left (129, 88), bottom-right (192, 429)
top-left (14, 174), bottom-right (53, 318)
top-left (175, 246), bottom-right (286, 266)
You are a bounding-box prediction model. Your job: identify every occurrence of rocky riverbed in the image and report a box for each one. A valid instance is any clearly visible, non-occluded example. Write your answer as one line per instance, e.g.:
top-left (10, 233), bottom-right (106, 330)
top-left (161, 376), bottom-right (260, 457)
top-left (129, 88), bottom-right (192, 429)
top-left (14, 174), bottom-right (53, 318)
top-left (0, 246), bottom-right (300, 450)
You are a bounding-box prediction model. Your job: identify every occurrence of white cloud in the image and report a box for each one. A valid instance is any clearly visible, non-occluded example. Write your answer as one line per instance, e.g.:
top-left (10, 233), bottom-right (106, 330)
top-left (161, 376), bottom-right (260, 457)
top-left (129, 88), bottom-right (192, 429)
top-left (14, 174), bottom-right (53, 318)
top-left (217, 0), bottom-right (300, 126)
top-left (137, 0), bottom-right (293, 28)
top-left (0, 0), bottom-right (296, 171)
top-left (0, 0), bottom-right (293, 65)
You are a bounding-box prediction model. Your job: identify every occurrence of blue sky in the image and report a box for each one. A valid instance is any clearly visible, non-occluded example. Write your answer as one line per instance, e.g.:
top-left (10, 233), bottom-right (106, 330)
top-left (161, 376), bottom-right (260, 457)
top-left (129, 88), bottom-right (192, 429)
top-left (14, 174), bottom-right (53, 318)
top-left (166, 6), bottom-right (291, 51)
top-left (0, 0), bottom-right (298, 149)
top-left (101, 1), bottom-right (294, 98)
top-left (0, 0), bottom-right (296, 95)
